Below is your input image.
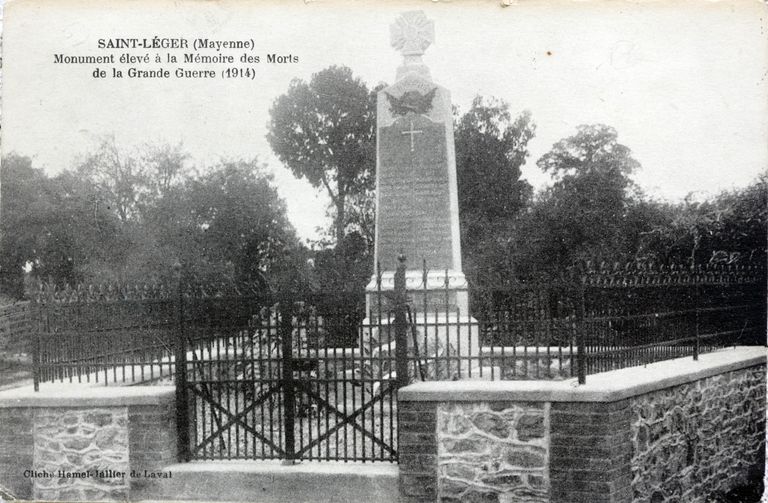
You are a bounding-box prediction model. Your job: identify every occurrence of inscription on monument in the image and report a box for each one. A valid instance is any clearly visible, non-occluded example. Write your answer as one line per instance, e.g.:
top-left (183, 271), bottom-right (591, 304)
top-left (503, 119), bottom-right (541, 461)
top-left (377, 113), bottom-right (453, 271)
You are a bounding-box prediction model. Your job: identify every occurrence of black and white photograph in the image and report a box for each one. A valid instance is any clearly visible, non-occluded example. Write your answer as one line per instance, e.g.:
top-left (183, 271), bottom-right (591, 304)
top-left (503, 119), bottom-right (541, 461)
top-left (0, 1), bottom-right (765, 502)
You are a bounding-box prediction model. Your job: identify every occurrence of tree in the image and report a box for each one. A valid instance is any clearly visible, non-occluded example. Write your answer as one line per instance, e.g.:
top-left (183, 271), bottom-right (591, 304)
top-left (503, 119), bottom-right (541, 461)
top-left (454, 97), bottom-right (535, 290)
top-left (142, 142), bottom-right (191, 201)
top-left (516, 124), bottom-right (642, 276)
top-left (145, 159), bottom-right (306, 288)
top-left (709, 173), bottom-right (767, 261)
top-left (0, 154), bottom-right (123, 295)
top-left (0, 146), bottom-right (310, 294)
top-left (0, 155), bottom-right (51, 296)
top-left (311, 231), bottom-right (371, 292)
top-left (638, 173), bottom-right (768, 265)
top-left (75, 136), bottom-right (149, 223)
top-left (267, 66), bottom-right (377, 246)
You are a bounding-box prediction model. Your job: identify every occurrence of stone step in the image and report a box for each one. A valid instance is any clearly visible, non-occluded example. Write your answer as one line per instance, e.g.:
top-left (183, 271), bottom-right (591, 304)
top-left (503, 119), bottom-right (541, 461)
top-left (134, 460), bottom-right (398, 503)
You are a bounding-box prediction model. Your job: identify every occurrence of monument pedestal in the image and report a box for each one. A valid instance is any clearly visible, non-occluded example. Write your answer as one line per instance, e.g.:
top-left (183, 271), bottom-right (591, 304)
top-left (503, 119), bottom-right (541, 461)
top-left (362, 312), bottom-right (484, 382)
top-left (363, 269), bottom-right (484, 381)
top-left (364, 269), bottom-right (469, 315)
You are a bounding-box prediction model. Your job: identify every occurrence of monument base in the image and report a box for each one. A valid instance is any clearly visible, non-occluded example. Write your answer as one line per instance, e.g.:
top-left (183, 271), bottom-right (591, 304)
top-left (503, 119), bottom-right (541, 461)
top-left (361, 312), bottom-right (484, 381)
top-left (364, 269), bottom-right (469, 316)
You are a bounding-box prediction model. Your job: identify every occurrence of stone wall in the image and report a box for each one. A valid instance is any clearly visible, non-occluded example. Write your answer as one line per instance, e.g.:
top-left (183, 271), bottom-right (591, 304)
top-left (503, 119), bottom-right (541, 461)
top-left (0, 301), bottom-right (31, 358)
top-left (398, 347), bottom-right (766, 503)
top-left (34, 408), bottom-right (130, 500)
top-left (437, 401), bottom-right (548, 502)
top-left (629, 365), bottom-right (766, 503)
top-left (0, 386), bottom-right (176, 501)
top-left (399, 397), bottom-right (551, 503)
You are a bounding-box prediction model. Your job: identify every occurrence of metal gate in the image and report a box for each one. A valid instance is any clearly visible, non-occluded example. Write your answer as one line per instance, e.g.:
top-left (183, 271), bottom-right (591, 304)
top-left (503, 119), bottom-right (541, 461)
top-left (176, 292), bottom-right (400, 463)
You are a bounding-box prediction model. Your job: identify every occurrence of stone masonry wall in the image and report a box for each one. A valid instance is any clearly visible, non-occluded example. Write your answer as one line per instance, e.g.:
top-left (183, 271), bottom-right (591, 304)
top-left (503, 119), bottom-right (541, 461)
top-left (33, 407), bottom-right (130, 501)
top-left (437, 401), bottom-right (549, 503)
top-left (398, 352), bottom-right (765, 503)
top-left (0, 389), bottom-right (177, 501)
top-left (629, 364), bottom-right (766, 503)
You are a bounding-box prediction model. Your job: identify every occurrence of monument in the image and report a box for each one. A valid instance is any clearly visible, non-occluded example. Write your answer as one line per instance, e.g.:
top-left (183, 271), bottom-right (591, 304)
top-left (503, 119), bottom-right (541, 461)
top-left (367, 10), bottom-right (469, 314)
top-left (366, 11), bottom-right (479, 367)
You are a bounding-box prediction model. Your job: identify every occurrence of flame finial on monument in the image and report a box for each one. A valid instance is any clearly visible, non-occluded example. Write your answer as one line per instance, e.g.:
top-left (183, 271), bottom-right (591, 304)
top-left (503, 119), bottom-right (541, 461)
top-left (390, 11), bottom-right (435, 81)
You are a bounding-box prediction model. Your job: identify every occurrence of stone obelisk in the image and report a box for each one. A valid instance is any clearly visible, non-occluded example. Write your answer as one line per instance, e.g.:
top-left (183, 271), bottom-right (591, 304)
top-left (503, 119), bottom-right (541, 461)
top-left (366, 11), bottom-right (469, 317)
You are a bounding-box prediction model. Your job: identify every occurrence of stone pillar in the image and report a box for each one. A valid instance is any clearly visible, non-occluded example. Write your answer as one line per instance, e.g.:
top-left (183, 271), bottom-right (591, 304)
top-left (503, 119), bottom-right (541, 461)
top-left (549, 401), bottom-right (633, 502)
top-left (398, 400), bottom-right (438, 503)
top-left (127, 399), bottom-right (178, 499)
top-left (0, 385), bottom-right (176, 501)
top-left (0, 407), bottom-right (34, 499)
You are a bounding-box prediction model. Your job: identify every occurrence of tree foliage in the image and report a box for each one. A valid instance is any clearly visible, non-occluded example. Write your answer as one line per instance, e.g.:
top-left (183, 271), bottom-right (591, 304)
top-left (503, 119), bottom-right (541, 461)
top-left (75, 136), bottom-right (149, 223)
top-left (0, 146), bottom-right (307, 297)
top-left (455, 97), bottom-right (535, 289)
top-left (172, 160), bottom-right (301, 285)
top-left (638, 173), bottom-right (767, 265)
top-left (267, 66), bottom-right (377, 246)
top-left (514, 125), bottom-right (645, 276)
top-left (0, 154), bottom-right (125, 294)
top-left (3, 88), bottom-right (764, 301)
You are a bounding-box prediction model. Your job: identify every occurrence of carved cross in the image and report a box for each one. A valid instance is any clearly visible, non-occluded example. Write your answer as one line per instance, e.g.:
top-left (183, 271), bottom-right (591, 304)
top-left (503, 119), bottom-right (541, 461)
top-left (401, 120), bottom-right (423, 152)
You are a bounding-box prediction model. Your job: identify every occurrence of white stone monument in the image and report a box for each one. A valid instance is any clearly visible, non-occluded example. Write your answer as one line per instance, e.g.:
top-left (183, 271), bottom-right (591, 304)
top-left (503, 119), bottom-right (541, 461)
top-left (366, 12), bottom-right (480, 373)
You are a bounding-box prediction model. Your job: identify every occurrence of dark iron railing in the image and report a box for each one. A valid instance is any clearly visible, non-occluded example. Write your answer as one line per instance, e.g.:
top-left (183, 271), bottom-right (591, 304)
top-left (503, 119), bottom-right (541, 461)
top-left (177, 293), bottom-right (396, 463)
top-left (30, 260), bottom-right (766, 389)
top-left (576, 261), bottom-right (765, 378)
top-left (28, 258), bottom-right (766, 462)
top-left (31, 285), bottom-right (178, 388)
top-left (29, 280), bottom-right (364, 390)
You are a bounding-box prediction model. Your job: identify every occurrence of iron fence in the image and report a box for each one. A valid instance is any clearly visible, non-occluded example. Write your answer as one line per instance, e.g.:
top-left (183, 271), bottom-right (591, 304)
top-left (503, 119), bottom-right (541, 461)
top-left (31, 284), bottom-right (178, 387)
top-left (29, 260), bottom-right (766, 389)
top-left (576, 261), bottom-right (765, 378)
top-left (28, 258), bottom-right (766, 462)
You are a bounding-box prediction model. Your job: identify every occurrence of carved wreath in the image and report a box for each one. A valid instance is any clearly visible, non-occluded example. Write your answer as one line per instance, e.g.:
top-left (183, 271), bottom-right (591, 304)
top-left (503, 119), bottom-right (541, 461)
top-left (384, 88), bottom-right (437, 117)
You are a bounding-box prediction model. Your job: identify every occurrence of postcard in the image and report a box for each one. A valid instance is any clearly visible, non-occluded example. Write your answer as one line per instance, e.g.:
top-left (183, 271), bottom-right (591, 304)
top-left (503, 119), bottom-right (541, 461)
top-left (0, 1), bottom-right (765, 502)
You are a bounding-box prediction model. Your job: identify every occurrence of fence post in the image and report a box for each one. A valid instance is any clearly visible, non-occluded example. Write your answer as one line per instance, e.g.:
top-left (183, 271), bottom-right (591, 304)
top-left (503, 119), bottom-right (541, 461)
top-left (173, 263), bottom-right (191, 462)
top-left (394, 255), bottom-right (409, 389)
top-left (693, 273), bottom-right (700, 361)
top-left (32, 287), bottom-right (48, 392)
top-left (280, 300), bottom-right (297, 465)
top-left (32, 316), bottom-right (40, 391)
top-left (576, 281), bottom-right (586, 385)
top-left (45, 282), bottom-right (56, 385)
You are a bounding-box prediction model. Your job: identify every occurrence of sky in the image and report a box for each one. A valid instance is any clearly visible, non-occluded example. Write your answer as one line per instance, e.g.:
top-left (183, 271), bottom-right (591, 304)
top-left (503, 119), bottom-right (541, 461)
top-left (2, 0), bottom-right (767, 242)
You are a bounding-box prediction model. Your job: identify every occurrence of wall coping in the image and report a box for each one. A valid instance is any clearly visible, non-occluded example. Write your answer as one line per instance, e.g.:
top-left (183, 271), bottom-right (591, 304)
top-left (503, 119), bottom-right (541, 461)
top-left (399, 346), bottom-right (766, 403)
top-left (0, 384), bottom-right (175, 408)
